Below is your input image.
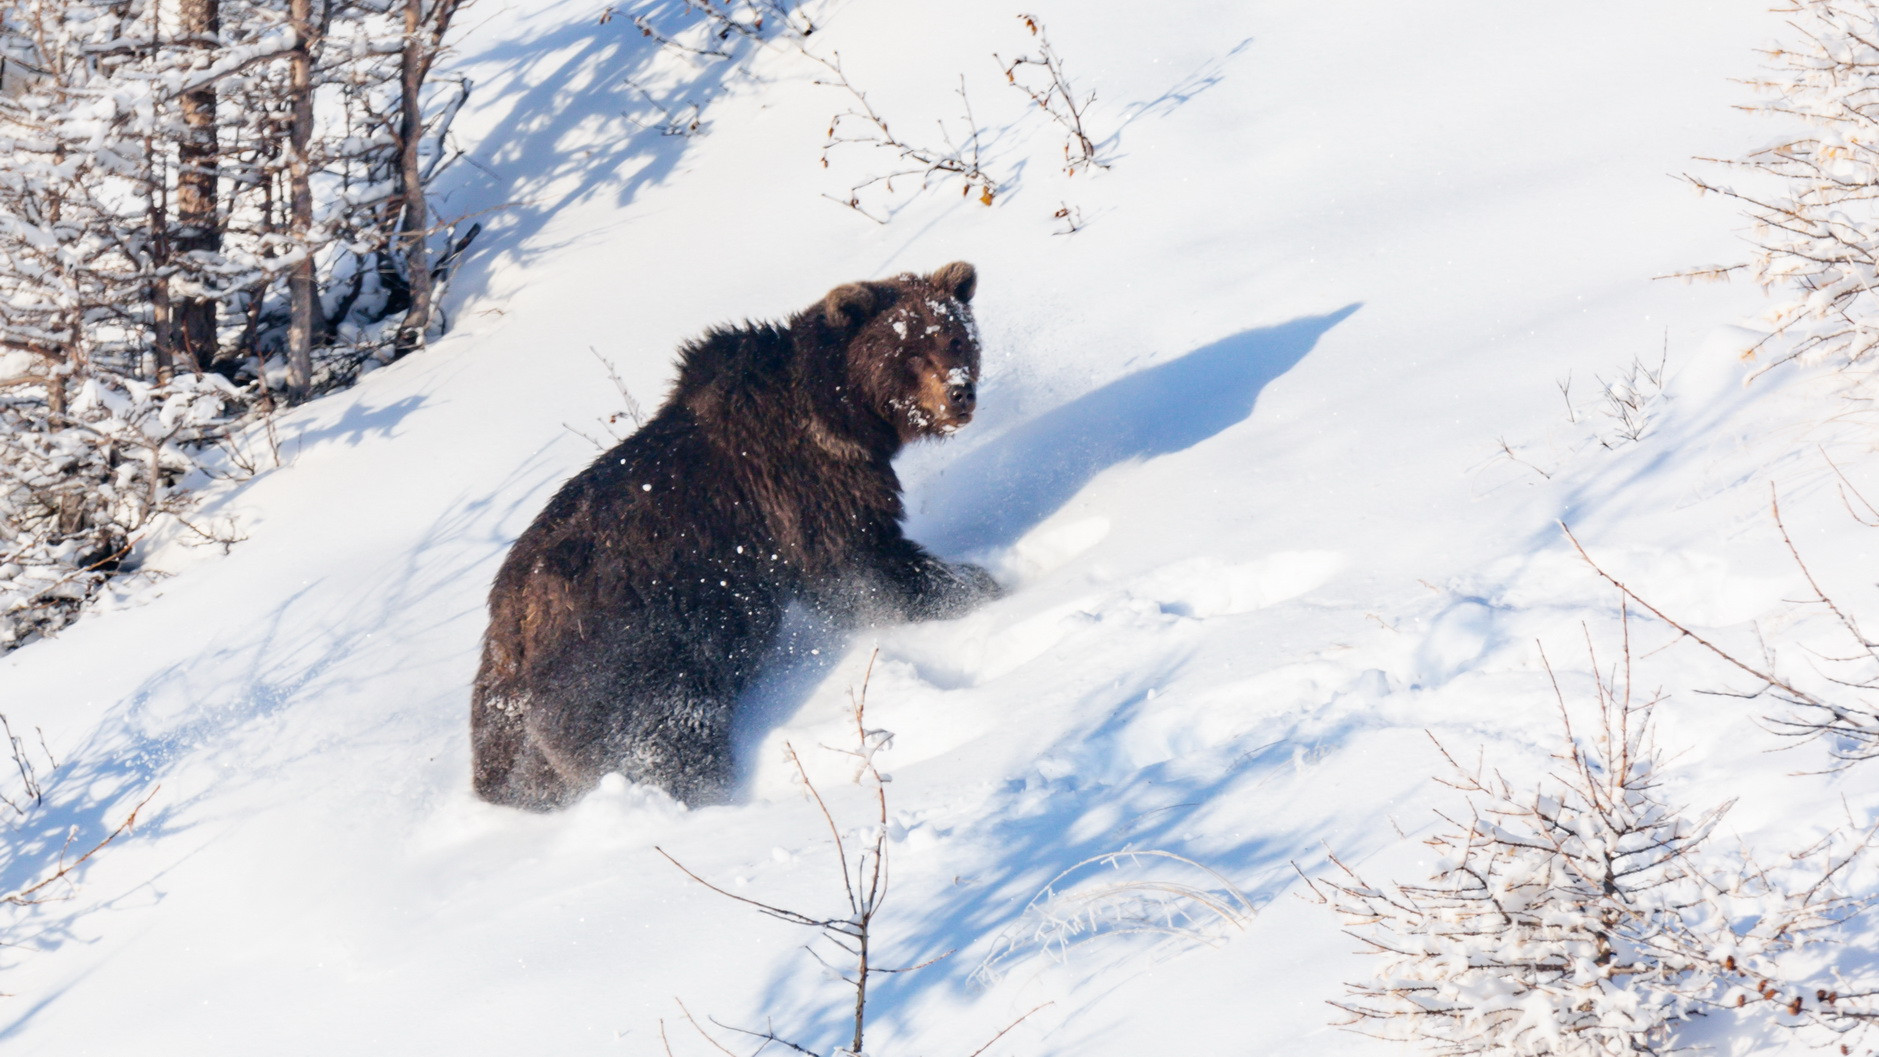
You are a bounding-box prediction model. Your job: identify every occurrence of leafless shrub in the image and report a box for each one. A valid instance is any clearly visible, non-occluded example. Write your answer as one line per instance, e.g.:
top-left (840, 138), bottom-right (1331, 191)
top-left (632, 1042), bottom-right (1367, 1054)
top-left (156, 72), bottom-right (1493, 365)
top-left (1589, 346), bottom-right (1669, 447)
top-left (1493, 343), bottom-right (1669, 481)
top-left (618, 4), bottom-right (999, 220)
top-left (1311, 612), bottom-right (1879, 1055)
top-left (0, 707), bottom-right (157, 973)
top-left (657, 652), bottom-right (1049, 1056)
top-left (1548, 343), bottom-right (1669, 450)
top-left (172, 514), bottom-right (250, 554)
top-left (1565, 493), bottom-right (1879, 765)
top-left (592, 349), bottom-right (647, 438)
top-left (997, 14), bottom-right (1107, 176)
top-left (0, 715), bottom-right (50, 819)
top-left (620, 7), bottom-right (1117, 231)
top-left (658, 652), bottom-right (937, 1056)
top-left (1494, 435), bottom-right (1553, 480)
top-left (1558, 371), bottom-right (1581, 425)
top-left (813, 55), bottom-right (999, 223)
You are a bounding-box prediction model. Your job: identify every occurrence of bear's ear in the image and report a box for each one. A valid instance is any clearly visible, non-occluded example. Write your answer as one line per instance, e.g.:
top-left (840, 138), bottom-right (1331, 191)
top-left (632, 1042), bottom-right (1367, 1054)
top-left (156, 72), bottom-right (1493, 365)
top-left (823, 282), bottom-right (880, 331)
top-left (928, 261), bottom-right (977, 303)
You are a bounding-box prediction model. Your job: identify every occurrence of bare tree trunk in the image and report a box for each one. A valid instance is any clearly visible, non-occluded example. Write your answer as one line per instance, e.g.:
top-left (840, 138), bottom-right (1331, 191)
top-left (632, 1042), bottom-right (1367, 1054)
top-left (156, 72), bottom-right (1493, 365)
top-left (144, 132), bottom-right (177, 382)
top-left (391, 0), bottom-right (430, 358)
top-left (392, 0), bottom-right (459, 358)
top-left (45, 329), bottom-right (68, 418)
top-left (150, 272), bottom-right (174, 382)
top-left (175, 0), bottom-right (220, 376)
top-left (285, 0), bottom-right (316, 403)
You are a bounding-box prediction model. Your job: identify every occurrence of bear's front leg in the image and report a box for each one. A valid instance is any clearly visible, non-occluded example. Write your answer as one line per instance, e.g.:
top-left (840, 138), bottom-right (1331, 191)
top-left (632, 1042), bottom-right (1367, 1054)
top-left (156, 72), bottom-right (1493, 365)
top-left (872, 537), bottom-right (1002, 621)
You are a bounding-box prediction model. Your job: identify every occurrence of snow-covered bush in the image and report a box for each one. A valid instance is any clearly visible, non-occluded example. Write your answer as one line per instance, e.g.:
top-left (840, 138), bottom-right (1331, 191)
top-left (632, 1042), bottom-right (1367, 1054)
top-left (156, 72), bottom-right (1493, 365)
top-left (1317, 630), bottom-right (1878, 1055)
top-left (0, 370), bottom-right (242, 647)
top-left (0, 0), bottom-right (473, 650)
top-left (0, 0), bottom-right (470, 387)
top-left (1684, 0), bottom-right (1879, 372)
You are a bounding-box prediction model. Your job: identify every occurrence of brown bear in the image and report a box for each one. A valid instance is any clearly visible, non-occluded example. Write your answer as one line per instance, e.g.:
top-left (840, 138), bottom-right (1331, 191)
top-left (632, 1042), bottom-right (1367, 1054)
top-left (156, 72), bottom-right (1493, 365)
top-left (470, 262), bottom-right (998, 810)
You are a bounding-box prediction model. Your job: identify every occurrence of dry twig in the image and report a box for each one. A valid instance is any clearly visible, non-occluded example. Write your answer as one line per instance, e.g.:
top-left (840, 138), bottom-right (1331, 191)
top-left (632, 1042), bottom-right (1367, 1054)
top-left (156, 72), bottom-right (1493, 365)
top-left (1562, 495), bottom-right (1879, 762)
top-left (657, 651), bottom-right (949, 1056)
top-left (813, 53), bottom-right (999, 222)
top-left (5, 785), bottom-right (158, 907)
top-left (997, 14), bottom-right (1106, 175)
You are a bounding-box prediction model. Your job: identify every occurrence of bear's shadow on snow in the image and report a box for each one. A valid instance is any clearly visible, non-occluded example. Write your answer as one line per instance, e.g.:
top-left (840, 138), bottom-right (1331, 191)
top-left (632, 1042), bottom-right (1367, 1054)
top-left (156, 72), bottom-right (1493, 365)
top-left (910, 303), bottom-right (1360, 556)
top-left (733, 306), bottom-right (1359, 772)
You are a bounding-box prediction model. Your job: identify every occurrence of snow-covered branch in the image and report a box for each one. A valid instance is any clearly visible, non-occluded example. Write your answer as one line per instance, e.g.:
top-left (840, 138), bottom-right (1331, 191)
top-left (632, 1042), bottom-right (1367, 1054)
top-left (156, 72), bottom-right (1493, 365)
top-left (1316, 612), bottom-right (1879, 1055)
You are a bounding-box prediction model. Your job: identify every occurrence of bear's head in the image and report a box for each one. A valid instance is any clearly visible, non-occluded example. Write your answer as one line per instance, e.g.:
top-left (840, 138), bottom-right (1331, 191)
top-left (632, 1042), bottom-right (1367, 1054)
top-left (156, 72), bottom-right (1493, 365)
top-left (821, 261), bottom-right (982, 443)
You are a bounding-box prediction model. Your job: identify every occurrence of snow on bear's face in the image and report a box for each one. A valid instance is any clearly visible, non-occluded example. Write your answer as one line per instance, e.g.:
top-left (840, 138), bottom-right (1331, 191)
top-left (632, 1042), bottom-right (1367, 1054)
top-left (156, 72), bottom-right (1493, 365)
top-left (880, 289), bottom-right (981, 439)
top-left (836, 262), bottom-right (982, 443)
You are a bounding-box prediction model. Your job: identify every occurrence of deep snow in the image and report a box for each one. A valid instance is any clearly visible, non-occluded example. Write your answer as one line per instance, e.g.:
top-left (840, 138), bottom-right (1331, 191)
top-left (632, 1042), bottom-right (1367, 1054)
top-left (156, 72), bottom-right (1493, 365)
top-left (0, 1), bottom-right (1873, 1054)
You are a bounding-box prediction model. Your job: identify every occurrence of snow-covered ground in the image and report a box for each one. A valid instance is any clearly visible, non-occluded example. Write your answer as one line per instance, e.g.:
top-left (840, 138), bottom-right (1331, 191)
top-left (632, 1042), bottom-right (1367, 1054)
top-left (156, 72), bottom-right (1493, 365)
top-left (2, 1), bottom-right (1875, 1053)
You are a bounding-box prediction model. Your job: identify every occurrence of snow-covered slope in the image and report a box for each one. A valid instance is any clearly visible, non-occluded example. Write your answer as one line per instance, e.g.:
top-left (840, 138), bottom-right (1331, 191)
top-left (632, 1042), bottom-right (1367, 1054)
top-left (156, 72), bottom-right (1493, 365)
top-left (1, 1), bottom-right (1869, 1053)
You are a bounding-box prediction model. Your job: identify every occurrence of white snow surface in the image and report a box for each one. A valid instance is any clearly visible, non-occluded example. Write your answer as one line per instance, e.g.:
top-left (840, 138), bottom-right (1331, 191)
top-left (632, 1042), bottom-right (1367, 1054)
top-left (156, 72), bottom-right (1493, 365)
top-left (1, 1), bottom-right (1875, 1054)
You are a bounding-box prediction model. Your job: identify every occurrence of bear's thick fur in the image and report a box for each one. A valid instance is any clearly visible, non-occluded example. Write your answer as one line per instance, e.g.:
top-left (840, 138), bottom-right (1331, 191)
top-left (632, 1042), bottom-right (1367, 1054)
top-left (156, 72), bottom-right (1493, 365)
top-left (471, 262), bottom-right (998, 810)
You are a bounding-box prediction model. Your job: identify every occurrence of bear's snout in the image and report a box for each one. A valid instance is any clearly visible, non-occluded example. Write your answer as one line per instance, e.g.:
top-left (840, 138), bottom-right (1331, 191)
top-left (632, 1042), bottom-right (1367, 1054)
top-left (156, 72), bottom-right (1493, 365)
top-left (946, 379), bottom-right (976, 414)
top-left (937, 365), bottom-right (977, 423)
top-left (907, 360), bottom-right (979, 435)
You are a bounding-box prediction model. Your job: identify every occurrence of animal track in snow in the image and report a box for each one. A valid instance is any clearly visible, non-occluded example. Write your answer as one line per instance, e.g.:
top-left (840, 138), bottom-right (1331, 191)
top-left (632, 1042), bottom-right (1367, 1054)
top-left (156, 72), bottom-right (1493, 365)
top-left (1413, 599), bottom-right (1497, 688)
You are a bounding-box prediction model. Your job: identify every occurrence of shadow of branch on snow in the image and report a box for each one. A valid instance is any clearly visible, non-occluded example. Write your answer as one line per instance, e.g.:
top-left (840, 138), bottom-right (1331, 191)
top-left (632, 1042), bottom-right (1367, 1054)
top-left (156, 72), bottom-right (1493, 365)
top-left (727, 681), bottom-right (1375, 1056)
top-left (0, 442), bottom-right (567, 1041)
top-left (435, 2), bottom-right (759, 311)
